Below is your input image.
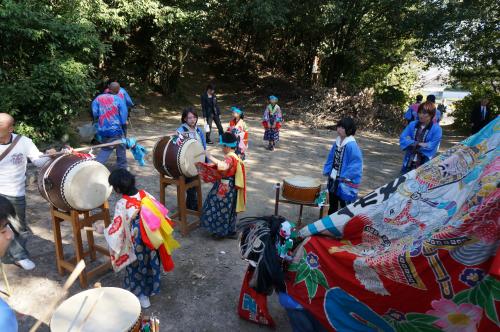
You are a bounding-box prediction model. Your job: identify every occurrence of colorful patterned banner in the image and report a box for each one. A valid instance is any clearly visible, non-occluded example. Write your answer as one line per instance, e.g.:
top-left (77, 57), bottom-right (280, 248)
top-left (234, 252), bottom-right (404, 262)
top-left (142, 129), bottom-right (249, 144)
top-left (287, 117), bottom-right (500, 331)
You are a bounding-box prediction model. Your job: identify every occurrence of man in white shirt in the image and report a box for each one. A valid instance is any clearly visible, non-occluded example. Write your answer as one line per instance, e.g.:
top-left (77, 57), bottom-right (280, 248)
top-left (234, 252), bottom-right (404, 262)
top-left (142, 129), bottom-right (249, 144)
top-left (0, 113), bottom-right (53, 270)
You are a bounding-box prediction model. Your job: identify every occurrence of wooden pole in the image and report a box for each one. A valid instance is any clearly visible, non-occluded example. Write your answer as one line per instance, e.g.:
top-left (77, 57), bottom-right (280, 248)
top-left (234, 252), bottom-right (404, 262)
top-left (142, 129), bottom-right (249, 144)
top-left (39, 133), bottom-right (174, 158)
top-left (274, 183), bottom-right (280, 216)
top-left (29, 260), bottom-right (86, 332)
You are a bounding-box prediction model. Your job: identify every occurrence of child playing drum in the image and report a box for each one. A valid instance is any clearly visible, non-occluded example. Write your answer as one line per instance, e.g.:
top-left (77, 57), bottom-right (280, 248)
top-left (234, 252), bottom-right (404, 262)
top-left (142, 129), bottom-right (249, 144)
top-left (262, 95), bottom-right (283, 151)
top-left (323, 117), bottom-right (363, 214)
top-left (226, 106), bottom-right (249, 160)
top-left (200, 132), bottom-right (246, 239)
top-left (103, 169), bottom-right (180, 309)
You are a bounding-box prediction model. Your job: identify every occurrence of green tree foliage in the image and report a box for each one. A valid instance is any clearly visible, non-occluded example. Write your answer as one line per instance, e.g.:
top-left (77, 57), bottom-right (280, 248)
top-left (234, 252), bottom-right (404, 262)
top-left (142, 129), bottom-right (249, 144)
top-left (0, 0), bottom-right (102, 142)
top-left (419, 0), bottom-right (499, 95)
top-left (417, 0), bottom-right (499, 131)
top-left (213, 0), bottom-right (422, 90)
top-left (0, 0), bottom-right (496, 142)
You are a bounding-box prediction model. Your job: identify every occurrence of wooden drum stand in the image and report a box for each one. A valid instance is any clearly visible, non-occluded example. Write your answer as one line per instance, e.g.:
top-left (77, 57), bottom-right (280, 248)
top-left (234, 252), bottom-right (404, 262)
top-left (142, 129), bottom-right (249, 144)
top-left (274, 183), bottom-right (329, 227)
top-left (50, 202), bottom-right (111, 288)
top-left (159, 175), bottom-right (202, 236)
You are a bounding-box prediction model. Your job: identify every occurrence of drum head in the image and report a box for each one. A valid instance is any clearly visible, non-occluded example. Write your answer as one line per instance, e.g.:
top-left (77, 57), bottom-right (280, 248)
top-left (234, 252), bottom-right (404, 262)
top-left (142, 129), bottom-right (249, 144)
top-left (51, 287), bottom-right (140, 332)
top-left (179, 139), bottom-right (205, 177)
top-left (63, 160), bottom-right (112, 211)
top-left (284, 175), bottom-right (321, 188)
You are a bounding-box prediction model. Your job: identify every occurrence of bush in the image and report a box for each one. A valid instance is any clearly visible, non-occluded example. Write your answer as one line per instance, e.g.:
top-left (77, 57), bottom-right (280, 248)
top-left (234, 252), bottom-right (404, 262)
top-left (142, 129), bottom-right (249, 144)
top-left (1, 58), bottom-right (95, 143)
top-left (375, 86), bottom-right (408, 108)
top-left (452, 93), bottom-right (499, 132)
top-left (0, 0), bottom-right (101, 144)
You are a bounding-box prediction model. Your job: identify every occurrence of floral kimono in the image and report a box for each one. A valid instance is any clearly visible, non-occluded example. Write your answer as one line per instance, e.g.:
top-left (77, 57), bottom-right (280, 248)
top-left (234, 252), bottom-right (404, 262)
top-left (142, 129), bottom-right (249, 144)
top-left (105, 190), bottom-right (179, 297)
top-left (262, 104), bottom-right (283, 142)
top-left (200, 152), bottom-right (246, 236)
top-left (227, 118), bottom-right (249, 159)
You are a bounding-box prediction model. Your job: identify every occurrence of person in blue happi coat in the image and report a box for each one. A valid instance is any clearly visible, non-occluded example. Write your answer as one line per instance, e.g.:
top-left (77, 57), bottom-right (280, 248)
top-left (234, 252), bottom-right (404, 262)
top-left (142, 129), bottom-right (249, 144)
top-left (323, 117), bottom-right (363, 214)
top-left (92, 87), bottom-right (129, 169)
top-left (404, 94), bottom-right (423, 124)
top-left (426, 94), bottom-right (441, 124)
top-left (176, 108), bottom-right (207, 211)
top-left (106, 82), bottom-right (134, 110)
top-left (400, 101), bottom-right (442, 174)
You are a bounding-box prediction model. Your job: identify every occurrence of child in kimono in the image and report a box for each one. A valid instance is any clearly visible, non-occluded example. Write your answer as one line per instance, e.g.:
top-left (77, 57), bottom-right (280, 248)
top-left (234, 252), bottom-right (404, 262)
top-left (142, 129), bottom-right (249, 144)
top-left (104, 169), bottom-right (179, 309)
top-left (323, 117), bottom-right (363, 214)
top-left (226, 106), bottom-right (249, 160)
top-left (400, 101), bottom-right (442, 174)
top-left (262, 95), bottom-right (283, 151)
top-left (200, 132), bottom-right (246, 240)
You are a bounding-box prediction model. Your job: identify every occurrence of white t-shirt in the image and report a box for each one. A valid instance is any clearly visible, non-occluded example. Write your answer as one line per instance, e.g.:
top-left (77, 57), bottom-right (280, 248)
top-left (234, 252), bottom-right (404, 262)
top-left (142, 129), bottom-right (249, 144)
top-left (0, 134), bottom-right (48, 197)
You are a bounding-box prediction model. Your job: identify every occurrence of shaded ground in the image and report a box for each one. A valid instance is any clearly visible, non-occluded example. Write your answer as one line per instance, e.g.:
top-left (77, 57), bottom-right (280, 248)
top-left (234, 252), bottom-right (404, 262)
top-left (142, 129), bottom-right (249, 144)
top-left (3, 70), bottom-right (465, 331)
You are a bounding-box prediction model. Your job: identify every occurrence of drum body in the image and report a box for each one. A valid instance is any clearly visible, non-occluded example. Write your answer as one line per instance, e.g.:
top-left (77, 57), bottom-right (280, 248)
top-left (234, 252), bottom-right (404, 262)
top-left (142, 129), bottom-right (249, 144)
top-left (153, 136), bottom-right (205, 178)
top-left (282, 176), bottom-right (321, 204)
top-left (50, 287), bottom-right (141, 332)
top-left (38, 154), bottom-right (112, 211)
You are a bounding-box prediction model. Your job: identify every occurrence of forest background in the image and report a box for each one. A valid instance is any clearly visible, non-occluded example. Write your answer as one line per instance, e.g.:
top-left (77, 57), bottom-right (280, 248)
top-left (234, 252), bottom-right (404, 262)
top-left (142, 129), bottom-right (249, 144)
top-left (0, 0), bottom-right (498, 143)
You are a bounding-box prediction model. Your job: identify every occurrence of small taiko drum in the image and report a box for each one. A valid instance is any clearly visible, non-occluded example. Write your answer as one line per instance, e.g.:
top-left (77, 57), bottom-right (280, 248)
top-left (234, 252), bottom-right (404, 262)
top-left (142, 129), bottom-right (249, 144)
top-left (50, 287), bottom-right (141, 332)
top-left (153, 136), bottom-right (205, 178)
top-left (38, 154), bottom-right (112, 212)
top-left (282, 176), bottom-right (321, 204)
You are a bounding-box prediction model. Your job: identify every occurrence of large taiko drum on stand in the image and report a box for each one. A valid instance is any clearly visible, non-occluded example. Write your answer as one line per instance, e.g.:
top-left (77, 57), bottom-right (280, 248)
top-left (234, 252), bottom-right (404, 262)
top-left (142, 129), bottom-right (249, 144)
top-left (282, 176), bottom-right (321, 204)
top-left (38, 154), bottom-right (112, 212)
top-left (153, 136), bottom-right (205, 178)
top-left (50, 287), bottom-right (141, 332)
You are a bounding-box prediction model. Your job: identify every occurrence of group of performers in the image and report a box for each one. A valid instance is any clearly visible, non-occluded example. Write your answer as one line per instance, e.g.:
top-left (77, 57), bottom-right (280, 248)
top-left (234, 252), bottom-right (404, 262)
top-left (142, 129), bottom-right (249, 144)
top-left (91, 83), bottom-right (281, 309)
top-left (0, 78), bottom-right (490, 331)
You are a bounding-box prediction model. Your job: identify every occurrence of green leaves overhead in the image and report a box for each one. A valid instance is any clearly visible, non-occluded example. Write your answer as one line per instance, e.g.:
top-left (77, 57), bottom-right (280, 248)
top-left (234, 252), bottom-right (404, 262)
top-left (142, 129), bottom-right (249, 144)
top-left (0, 0), bottom-right (495, 143)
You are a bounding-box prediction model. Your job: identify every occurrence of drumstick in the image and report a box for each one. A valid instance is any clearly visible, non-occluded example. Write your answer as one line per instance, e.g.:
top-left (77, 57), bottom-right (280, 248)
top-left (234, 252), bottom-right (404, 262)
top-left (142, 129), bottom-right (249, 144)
top-left (29, 260), bottom-right (86, 332)
top-left (74, 288), bottom-right (105, 332)
top-left (0, 263), bottom-right (11, 297)
top-left (39, 133), bottom-right (175, 158)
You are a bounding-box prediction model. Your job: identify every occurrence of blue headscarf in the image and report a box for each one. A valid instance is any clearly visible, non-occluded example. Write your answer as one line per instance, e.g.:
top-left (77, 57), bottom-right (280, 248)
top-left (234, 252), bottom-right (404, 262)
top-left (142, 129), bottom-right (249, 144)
top-left (230, 106), bottom-right (243, 115)
top-left (219, 133), bottom-right (238, 148)
top-left (269, 95), bottom-right (278, 102)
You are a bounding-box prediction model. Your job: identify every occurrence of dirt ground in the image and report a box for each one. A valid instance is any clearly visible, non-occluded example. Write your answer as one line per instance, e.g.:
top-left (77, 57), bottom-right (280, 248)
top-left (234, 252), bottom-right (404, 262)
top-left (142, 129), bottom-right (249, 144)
top-left (4, 77), bottom-right (466, 331)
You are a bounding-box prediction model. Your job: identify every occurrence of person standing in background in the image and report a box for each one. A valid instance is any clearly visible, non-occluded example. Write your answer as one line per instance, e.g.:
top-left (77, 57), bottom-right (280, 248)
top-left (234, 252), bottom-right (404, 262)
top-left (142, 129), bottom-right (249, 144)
top-left (92, 89), bottom-right (129, 169)
top-left (470, 98), bottom-right (492, 134)
top-left (426, 94), bottom-right (441, 124)
top-left (404, 95), bottom-right (423, 124)
top-left (201, 84), bottom-right (224, 145)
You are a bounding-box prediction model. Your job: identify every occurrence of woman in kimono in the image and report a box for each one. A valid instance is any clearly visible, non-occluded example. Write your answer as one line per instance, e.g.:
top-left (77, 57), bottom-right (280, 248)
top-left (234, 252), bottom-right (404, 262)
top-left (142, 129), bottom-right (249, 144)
top-left (176, 108), bottom-right (207, 210)
top-left (226, 106), bottom-right (249, 160)
top-left (104, 169), bottom-right (179, 309)
top-left (323, 117), bottom-right (363, 214)
top-left (200, 132), bottom-right (246, 240)
top-left (400, 101), bottom-right (442, 174)
top-left (262, 95), bottom-right (283, 151)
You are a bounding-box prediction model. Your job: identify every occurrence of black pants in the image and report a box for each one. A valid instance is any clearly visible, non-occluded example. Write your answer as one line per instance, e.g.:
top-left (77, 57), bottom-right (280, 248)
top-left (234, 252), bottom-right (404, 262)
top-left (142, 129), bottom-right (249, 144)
top-left (206, 112), bottom-right (224, 141)
top-left (328, 191), bottom-right (346, 215)
top-left (186, 177), bottom-right (198, 211)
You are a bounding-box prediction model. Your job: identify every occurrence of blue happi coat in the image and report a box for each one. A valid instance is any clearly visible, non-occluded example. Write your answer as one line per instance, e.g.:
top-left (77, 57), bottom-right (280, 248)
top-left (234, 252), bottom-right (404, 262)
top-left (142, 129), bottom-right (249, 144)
top-left (323, 136), bottom-right (363, 201)
top-left (92, 93), bottom-right (128, 138)
top-left (400, 120), bottom-right (442, 169)
top-left (117, 87), bottom-right (134, 109)
top-left (176, 124), bottom-right (207, 150)
top-left (404, 103), bottom-right (420, 122)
